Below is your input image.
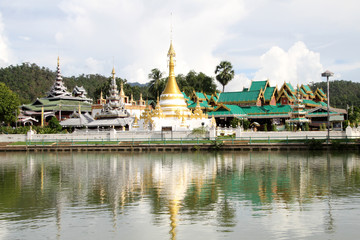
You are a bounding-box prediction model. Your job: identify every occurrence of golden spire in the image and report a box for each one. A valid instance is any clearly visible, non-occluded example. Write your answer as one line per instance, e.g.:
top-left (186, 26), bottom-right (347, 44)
top-left (162, 42), bottom-right (182, 95)
top-left (57, 56), bottom-right (60, 67)
top-left (152, 96), bottom-right (163, 118)
top-left (112, 67), bottom-right (116, 78)
top-left (211, 115), bottom-right (216, 128)
top-left (120, 81), bottom-right (125, 97)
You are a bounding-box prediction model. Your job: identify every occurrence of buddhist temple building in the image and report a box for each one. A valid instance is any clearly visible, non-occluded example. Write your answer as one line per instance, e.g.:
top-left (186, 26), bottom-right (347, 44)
top-left (20, 57), bottom-right (92, 126)
top-left (86, 67), bottom-right (133, 129)
top-left (183, 80), bottom-right (346, 130)
top-left (92, 81), bottom-right (149, 119)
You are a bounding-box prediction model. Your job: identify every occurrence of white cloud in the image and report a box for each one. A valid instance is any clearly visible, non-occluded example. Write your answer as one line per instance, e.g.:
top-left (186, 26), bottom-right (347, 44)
top-left (0, 13), bottom-right (12, 67)
top-left (254, 41), bottom-right (323, 87)
top-left (51, 0), bottom-right (247, 83)
top-left (0, 0), bottom-right (359, 86)
top-left (225, 73), bottom-right (252, 92)
top-left (19, 36), bottom-right (30, 41)
top-left (84, 57), bottom-right (104, 74)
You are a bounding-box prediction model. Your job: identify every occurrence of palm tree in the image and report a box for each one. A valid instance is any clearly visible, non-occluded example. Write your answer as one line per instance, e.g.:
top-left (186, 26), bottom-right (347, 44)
top-left (215, 61), bottom-right (235, 92)
top-left (148, 68), bottom-right (164, 98)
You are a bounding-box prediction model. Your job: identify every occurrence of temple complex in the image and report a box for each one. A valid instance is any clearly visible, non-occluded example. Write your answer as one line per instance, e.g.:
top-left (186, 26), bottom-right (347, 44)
top-left (16, 43), bottom-right (346, 131)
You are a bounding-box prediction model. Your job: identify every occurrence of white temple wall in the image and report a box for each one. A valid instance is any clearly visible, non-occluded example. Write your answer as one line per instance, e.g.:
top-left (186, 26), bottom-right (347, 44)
top-left (150, 117), bottom-right (211, 131)
top-left (0, 128), bottom-right (356, 143)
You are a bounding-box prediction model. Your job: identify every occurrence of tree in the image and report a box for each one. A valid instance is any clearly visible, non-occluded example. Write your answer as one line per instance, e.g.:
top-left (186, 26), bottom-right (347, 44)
top-left (214, 61), bottom-right (235, 92)
top-left (148, 68), bottom-right (165, 99)
top-left (0, 82), bottom-right (20, 125)
top-left (48, 116), bottom-right (62, 132)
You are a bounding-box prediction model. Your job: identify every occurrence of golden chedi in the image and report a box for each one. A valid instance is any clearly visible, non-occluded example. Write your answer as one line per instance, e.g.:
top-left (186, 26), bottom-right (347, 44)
top-left (147, 41), bottom-right (210, 131)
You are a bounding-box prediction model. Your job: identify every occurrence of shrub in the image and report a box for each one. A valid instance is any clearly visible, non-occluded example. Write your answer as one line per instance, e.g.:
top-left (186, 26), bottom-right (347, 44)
top-left (48, 117), bottom-right (62, 132)
top-left (285, 122), bottom-right (290, 131)
top-left (304, 122), bottom-right (309, 131)
top-left (230, 118), bottom-right (240, 128)
top-left (192, 126), bottom-right (206, 136)
top-left (242, 119), bottom-right (250, 130)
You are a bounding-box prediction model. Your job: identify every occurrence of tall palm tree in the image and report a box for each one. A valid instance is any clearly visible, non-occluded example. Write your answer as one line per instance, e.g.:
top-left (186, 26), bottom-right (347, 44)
top-left (215, 61), bottom-right (235, 92)
top-left (148, 68), bottom-right (164, 98)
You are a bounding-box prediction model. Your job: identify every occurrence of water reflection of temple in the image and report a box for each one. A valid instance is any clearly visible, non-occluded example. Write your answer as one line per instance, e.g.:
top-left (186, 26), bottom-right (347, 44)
top-left (1, 152), bottom-right (360, 239)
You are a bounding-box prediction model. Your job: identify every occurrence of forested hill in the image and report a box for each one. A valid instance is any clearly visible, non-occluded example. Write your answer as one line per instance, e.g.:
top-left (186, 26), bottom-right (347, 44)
top-left (309, 80), bottom-right (360, 109)
top-left (0, 63), bottom-right (115, 103)
top-left (0, 63), bottom-right (55, 103)
top-left (0, 63), bottom-right (218, 104)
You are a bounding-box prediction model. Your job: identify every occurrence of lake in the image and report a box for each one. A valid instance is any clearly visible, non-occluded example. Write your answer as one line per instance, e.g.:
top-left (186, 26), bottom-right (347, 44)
top-left (0, 151), bottom-right (360, 240)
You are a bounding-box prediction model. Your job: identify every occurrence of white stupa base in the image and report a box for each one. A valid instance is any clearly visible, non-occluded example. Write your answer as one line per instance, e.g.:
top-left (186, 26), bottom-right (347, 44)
top-left (150, 117), bottom-right (211, 131)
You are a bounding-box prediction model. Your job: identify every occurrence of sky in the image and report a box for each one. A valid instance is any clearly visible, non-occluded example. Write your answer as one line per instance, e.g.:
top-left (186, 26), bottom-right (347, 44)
top-left (0, 0), bottom-right (359, 91)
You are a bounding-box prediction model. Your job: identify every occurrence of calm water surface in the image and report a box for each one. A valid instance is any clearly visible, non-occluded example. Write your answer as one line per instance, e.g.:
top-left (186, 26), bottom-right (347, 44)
top-left (0, 151), bottom-right (360, 240)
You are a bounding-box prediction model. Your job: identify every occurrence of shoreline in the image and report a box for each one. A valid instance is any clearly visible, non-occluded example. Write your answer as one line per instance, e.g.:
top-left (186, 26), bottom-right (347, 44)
top-left (1, 141), bottom-right (359, 152)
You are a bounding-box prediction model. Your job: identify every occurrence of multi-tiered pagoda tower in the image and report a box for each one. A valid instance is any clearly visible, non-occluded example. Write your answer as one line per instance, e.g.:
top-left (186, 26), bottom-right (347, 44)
top-left (86, 67), bottom-right (133, 129)
top-left (47, 57), bottom-right (72, 98)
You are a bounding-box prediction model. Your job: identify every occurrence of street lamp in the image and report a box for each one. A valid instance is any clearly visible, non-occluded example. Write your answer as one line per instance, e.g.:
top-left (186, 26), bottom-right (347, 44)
top-left (321, 70), bottom-right (334, 143)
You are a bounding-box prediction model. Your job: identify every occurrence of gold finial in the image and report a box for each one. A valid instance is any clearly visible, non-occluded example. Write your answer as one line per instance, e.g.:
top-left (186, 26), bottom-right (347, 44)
top-left (140, 93), bottom-right (143, 101)
top-left (112, 66), bottom-right (116, 77)
top-left (100, 91), bottom-right (103, 100)
top-left (57, 56), bottom-right (60, 67)
top-left (168, 42), bottom-right (176, 57)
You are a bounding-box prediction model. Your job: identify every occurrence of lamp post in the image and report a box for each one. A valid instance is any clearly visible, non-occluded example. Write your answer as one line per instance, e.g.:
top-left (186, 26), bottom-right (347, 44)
top-left (321, 70), bottom-right (334, 143)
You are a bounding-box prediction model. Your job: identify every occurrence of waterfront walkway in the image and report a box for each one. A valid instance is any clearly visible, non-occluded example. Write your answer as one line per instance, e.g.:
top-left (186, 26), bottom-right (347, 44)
top-left (1, 128), bottom-right (360, 152)
top-left (0, 138), bottom-right (359, 152)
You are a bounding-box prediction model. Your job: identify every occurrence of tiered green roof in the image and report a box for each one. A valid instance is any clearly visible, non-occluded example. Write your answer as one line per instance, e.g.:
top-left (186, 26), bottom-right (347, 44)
top-left (182, 92), bottom-right (190, 101)
top-left (218, 91), bottom-right (260, 103)
top-left (285, 83), bottom-right (295, 92)
top-left (208, 104), bottom-right (246, 117)
top-left (195, 92), bottom-right (206, 100)
top-left (241, 105), bottom-right (292, 116)
top-left (188, 101), bottom-right (210, 109)
top-left (318, 89), bottom-right (326, 96)
top-left (187, 100), bottom-right (195, 105)
top-left (249, 80), bottom-right (267, 91)
top-left (262, 105), bottom-right (292, 114)
top-left (264, 87), bottom-right (276, 101)
top-left (210, 95), bottom-right (218, 102)
top-left (22, 98), bottom-right (92, 112)
top-left (302, 85), bottom-right (312, 92)
top-left (302, 99), bottom-right (327, 107)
